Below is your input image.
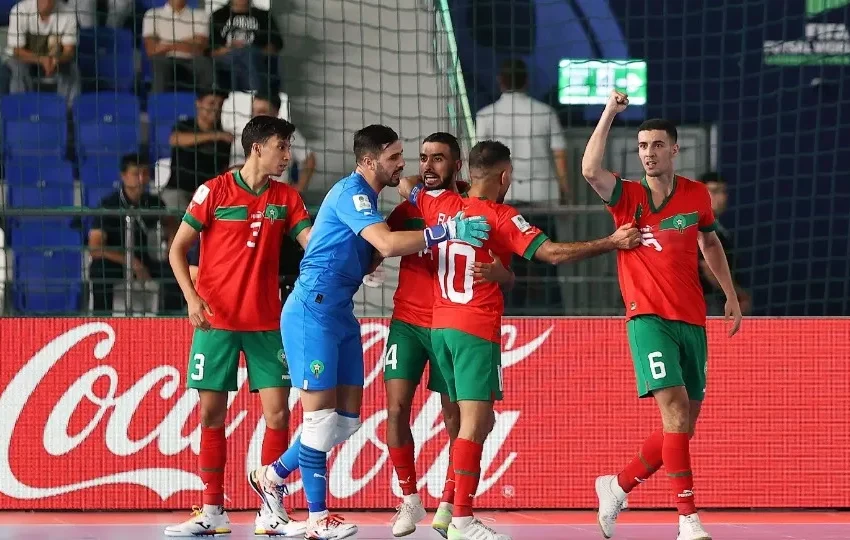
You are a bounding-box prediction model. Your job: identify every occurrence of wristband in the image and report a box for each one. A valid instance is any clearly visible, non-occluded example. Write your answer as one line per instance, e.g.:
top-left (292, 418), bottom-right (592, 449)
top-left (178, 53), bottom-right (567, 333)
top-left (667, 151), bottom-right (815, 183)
top-left (408, 183), bottom-right (424, 206)
top-left (423, 224), bottom-right (449, 248)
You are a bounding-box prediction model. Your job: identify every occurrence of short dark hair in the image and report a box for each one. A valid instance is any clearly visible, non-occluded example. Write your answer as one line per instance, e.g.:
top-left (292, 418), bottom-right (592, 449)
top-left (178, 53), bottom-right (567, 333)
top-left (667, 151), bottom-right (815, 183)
top-left (196, 88), bottom-right (228, 101)
top-left (698, 171), bottom-right (725, 184)
top-left (254, 92), bottom-right (282, 114)
top-left (241, 115), bottom-right (296, 156)
top-left (120, 152), bottom-right (149, 172)
top-left (353, 124), bottom-right (399, 162)
top-left (637, 118), bottom-right (678, 142)
top-left (468, 140), bottom-right (511, 173)
top-left (499, 58), bottom-right (528, 91)
top-left (422, 132), bottom-right (461, 160)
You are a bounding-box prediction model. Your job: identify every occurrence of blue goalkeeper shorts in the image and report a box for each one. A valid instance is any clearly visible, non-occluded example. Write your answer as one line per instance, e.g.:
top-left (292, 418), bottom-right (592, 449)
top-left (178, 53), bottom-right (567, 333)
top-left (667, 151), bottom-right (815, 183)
top-left (280, 294), bottom-right (364, 391)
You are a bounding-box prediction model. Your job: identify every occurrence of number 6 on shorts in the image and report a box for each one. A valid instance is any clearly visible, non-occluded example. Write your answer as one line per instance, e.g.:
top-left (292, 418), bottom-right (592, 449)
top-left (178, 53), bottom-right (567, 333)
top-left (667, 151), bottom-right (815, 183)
top-left (648, 351), bottom-right (666, 379)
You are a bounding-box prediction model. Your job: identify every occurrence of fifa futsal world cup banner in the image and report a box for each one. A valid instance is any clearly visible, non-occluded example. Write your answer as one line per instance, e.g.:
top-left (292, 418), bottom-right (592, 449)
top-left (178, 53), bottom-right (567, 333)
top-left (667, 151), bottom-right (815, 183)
top-left (0, 317), bottom-right (848, 511)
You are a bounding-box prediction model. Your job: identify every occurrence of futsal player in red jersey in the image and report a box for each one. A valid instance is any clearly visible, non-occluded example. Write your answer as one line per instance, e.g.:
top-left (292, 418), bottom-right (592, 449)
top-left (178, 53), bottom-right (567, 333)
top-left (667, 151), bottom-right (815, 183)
top-left (583, 91), bottom-right (742, 540)
top-left (165, 116), bottom-right (312, 537)
top-left (399, 140), bottom-right (640, 540)
top-left (382, 133), bottom-right (514, 537)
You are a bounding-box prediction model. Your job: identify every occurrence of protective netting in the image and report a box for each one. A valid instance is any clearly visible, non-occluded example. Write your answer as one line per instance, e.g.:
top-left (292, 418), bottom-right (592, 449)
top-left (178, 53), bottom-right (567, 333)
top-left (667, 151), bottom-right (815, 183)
top-left (1, 0), bottom-right (848, 317)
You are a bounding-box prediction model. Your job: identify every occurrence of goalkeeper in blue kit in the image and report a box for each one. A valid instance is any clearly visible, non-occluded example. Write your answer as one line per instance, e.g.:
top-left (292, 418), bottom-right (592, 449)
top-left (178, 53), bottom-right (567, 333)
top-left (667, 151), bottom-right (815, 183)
top-left (246, 125), bottom-right (490, 539)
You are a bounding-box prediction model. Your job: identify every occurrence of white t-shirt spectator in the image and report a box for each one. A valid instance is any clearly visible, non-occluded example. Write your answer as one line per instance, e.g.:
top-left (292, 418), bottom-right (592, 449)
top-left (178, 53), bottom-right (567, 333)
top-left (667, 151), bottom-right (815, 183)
top-left (476, 91), bottom-right (566, 203)
top-left (142, 3), bottom-right (208, 59)
top-left (6, 0), bottom-right (77, 57)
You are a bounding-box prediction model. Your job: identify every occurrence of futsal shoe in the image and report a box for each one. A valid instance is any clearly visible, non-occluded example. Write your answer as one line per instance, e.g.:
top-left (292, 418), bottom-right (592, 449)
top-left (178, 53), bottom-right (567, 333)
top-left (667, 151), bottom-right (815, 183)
top-left (447, 518), bottom-right (511, 540)
top-left (431, 502), bottom-right (454, 538)
top-left (676, 514), bottom-right (712, 540)
top-left (164, 505), bottom-right (231, 536)
top-left (304, 513), bottom-right (357, 539)
top-left (248, 465), bottom-right (305, 536)
top-left (390, 495), bottom-right (427, 536)
top-left (595, 475), bottom-right (628, 538)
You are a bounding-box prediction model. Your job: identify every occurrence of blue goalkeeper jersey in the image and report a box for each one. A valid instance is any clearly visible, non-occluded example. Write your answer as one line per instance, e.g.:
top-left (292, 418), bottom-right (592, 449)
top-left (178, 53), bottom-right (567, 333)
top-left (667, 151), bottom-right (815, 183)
top-left (292, 172), bottom-right (385, 311)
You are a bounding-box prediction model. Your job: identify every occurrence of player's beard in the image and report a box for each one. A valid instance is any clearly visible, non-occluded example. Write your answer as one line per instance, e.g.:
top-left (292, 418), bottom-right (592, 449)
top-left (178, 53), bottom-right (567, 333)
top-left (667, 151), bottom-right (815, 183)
top-left (378, 163), bottom-right (402, 187)
top-left (423, 170), bottom-right (453, 191)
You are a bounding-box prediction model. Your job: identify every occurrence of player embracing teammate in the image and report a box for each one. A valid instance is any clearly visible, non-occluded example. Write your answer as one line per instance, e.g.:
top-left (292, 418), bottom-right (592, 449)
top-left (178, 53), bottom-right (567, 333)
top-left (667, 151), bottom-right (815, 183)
top-left (583, 91), bottom-right (743, 540)
top-left (382, 132), bottom-right (515, 538)
top-left (398, 139), bottom-right (641, 540)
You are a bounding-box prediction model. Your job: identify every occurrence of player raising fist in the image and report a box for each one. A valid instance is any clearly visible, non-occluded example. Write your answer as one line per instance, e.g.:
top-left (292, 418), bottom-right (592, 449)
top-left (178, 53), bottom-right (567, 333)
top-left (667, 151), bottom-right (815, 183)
top-left (166, 116), bottom-right (312, 537)
top-left (399, 140), bottom-right (640, 540)
top-left (582, 91), bottom-right (742, 540)
top-left (246, 125), bottom-right (491, 540)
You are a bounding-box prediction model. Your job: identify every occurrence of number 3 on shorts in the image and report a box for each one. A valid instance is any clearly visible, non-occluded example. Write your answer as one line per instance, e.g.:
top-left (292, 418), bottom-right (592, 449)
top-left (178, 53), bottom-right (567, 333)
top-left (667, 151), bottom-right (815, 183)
top-left (648, 351), bottom-right (666, 380)
top-left (383, 344), bottom-right (398, 371)
top-left (191, 353), bottom-right (205, 381)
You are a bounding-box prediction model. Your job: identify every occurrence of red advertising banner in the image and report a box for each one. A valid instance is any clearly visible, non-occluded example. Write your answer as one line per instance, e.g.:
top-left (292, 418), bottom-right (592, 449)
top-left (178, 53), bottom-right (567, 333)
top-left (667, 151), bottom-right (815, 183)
top-left (0, 318), bottom-right (848, 511)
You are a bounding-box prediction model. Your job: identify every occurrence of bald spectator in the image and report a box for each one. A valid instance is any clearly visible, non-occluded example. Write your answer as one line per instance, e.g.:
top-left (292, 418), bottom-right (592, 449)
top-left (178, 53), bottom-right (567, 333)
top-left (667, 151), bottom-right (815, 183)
top-left (475, 58), bottom-right (569, 206)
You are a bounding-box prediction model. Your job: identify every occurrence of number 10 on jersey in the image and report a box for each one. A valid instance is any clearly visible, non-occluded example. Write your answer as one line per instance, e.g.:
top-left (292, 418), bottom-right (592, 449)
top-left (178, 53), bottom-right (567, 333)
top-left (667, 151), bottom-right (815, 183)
top-left (436, 242), bottom-right (476, 304)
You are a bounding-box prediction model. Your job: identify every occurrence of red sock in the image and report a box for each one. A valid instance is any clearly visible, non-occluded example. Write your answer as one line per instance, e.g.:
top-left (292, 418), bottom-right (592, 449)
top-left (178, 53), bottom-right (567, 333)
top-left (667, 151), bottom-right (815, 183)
top-left (388, 442), bottom-right (418, 496)
top-left (261, 426), bottom-right (289, 466)
top-left (617, 429), bottom-right (664, 493)
top-left (200, 426), bottom-right (227, 506)
top-left (440, 441), bottom-right (456, 504)
top-left (452, 438), bottom-right (483, 518)
top-left (662, 432), bottom-right (697, 515)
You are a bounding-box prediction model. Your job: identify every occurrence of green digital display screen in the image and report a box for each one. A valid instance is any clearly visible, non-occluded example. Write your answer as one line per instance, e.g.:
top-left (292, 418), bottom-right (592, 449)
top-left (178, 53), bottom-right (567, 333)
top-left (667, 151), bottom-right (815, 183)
top-left (557, 59), bottom-right (647, 106)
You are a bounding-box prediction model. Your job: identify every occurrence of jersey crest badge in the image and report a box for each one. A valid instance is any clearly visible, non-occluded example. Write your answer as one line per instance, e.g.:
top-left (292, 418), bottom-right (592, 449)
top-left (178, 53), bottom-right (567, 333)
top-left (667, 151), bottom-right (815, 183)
top-left (309, 360), bottom-right (325, 378)
top-left (353, 194), bottom-right (372, 213)
top-left (192, 184), bottom-right (210, 204)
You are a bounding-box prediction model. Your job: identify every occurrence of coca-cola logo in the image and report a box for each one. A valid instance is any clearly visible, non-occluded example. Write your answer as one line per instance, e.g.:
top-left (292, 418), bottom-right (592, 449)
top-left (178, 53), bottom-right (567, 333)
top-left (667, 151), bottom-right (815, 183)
top-left (0, 321), bottom-right (553, 502)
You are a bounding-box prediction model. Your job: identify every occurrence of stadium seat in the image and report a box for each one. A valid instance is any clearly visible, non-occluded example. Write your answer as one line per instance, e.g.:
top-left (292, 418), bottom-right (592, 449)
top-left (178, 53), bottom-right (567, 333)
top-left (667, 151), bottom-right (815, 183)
top-left (0, 93), bottom-right (68, 158)
top-left (77, 28), bottom-right (135, 91)
top-left (147, 92), bottom-right (196, 160)
top-left (0, 0), bottom-right (17, 25)
top-left (73, 93), bottom-right (141, 160)
top-left (8, 184), bottom-right (75, 210)
top-left (3, 157), bottom-right (75, 188)
top-left (79, 155), bottom-right (123, 189)
top-left (84, 186), bottom-right (119, 209)
top-left (0, 224), bottom-right (6, 315)
top-left (12, 232), bottom-right (82, 313)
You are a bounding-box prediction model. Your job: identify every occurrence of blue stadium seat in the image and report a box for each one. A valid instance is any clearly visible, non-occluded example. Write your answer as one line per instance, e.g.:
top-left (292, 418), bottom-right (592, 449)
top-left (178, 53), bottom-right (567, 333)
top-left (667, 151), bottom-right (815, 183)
top-left (0, 0), bottom-right (16, 25)
top-left (77, 28), bottom-right (136, 90)
top-left (73, 93), bottom-right (141, 160)
top-left (1, 94), bottom-right (68, 158)
top-left (84, 186), bottom-right (118, 208)
top-left (8, 184), bottom-right (75, 209)
top-left (12, 229), bottom-right (82, 313)
top-left (3, 157), bottom-right (75, 188)
top-left (79, 154), bottom-right (122, 189)
top-left (147, 92), bottom-right (196, 159)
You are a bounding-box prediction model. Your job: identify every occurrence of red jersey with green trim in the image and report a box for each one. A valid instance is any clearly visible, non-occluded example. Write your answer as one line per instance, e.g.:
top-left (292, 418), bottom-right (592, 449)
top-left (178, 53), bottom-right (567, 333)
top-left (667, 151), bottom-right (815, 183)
top-left (184, 172), bottom-right (311, 331)
top-left (386, 200), bottom-right (435, 328)
top-left (415, 189), bottom-right (548, 343)
top-left (606, 175), bottom-right (716, 327)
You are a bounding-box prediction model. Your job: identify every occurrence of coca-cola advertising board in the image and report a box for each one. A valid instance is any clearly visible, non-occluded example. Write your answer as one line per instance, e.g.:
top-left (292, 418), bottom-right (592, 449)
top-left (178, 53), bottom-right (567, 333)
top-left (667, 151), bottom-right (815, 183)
top-left (0, 318), bottom-right (848, 510)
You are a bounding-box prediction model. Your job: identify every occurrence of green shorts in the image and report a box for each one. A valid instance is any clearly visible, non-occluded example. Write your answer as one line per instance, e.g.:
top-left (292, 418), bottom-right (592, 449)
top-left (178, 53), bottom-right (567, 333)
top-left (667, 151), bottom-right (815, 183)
top-left (382, 320), bottom-right (449, 395)
top-left (627, 315), bottom-right (708, 401)
top-left (430, 328), bottom-right (502, 403)
top-left (187, 329), bottom-right (291, 393)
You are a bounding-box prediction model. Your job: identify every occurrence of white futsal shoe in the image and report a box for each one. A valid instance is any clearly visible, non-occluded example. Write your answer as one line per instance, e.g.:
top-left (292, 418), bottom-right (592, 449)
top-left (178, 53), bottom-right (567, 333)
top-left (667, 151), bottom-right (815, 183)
top-left (164, 505), bottom-right (231, 536)
top-left (676, 513), bottom-right (712, 540)
top-left (595, 475), bottom-right (629, 538)
top-left (390, 494), bottom-right (428, 536)
top-left (304, 512), bottom-right (358, 539)
top-left (247, 465), bottom-right (307, 536)
top-left (447, 517), bottom-right (511, 540)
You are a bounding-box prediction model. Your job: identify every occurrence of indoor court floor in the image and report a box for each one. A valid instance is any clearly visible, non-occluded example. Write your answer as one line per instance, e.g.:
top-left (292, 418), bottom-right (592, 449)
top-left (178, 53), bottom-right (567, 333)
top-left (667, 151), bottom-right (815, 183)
top-left (0, 510), bottom-right (846, 539)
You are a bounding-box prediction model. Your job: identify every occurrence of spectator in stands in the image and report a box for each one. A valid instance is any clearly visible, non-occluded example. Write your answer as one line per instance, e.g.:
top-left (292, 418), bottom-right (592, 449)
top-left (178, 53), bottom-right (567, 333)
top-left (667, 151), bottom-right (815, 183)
top-left (4, 0), bottom-right (81, 106)
top-left (476, 58), bottom-right (569, 206)
top-left (698, 171), bottom-right (752, 315)
top-left (142, 0), bottom-right (213, 93)
top-left (87, 153), bottom-right (182, 314)
top-left (161, 89), bottom-right (233, 209)
top-left (251, 93), bottom-right (316, 191)
top-left (65, 0), bottom-right (132, 29)
top-left (211, 0), bottom-right (282, 93)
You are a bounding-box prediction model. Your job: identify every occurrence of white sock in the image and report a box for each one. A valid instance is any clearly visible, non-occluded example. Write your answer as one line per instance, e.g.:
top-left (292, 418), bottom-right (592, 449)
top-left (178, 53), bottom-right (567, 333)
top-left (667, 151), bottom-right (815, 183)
top-left (452, 516), bottom-right (473, 529)
top-left (610, 476), bottom-right (627, 498)
top-left (403, 493), bottom-right (422, 506)
top-left (265, 465), bottom-right (286, 484)
top-left (438, 501), bottom-right (453, 511)
top-left (202, 504), bottom-right (223, 515)
top-left (309, 509), bottom-right (330, 524)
